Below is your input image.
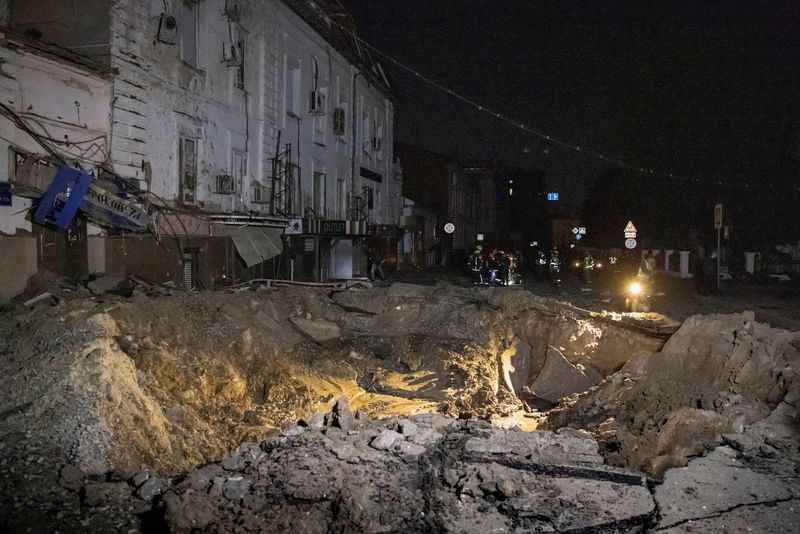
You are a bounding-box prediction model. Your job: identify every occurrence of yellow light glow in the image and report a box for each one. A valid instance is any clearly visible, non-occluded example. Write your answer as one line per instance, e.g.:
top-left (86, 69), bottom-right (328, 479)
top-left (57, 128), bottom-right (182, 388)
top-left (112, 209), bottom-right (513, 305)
top-left (629, 282), bottom-right (643, 295)
top-left (508, 188), bottom-right (513, 196)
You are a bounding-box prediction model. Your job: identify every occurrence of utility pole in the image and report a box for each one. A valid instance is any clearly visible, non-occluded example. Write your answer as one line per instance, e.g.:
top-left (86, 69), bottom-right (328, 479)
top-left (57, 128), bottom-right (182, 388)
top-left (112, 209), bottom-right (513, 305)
top-left (714, 203), bottom-right (723, 290)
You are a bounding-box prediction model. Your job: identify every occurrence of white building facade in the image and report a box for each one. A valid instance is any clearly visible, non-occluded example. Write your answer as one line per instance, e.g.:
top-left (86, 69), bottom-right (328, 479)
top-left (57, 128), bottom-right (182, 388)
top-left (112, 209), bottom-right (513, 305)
top-left (1, 0), bottom-right (398, 283)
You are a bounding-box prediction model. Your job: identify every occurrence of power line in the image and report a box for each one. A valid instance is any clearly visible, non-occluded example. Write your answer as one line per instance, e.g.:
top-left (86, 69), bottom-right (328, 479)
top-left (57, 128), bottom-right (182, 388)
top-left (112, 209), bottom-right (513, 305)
top-left (323, 11), bottom-right (792, 192)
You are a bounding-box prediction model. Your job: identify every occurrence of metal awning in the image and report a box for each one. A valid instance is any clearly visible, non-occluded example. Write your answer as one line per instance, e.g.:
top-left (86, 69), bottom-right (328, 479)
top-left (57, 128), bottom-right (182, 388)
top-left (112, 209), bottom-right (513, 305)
top-left (230, 226), bottom-right (284, 267)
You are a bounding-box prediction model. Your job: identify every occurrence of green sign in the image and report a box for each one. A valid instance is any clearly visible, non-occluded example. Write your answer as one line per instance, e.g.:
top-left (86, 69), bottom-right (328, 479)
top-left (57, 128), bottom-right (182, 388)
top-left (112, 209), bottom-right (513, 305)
top-left (305, 218), bottom-right (347, 235)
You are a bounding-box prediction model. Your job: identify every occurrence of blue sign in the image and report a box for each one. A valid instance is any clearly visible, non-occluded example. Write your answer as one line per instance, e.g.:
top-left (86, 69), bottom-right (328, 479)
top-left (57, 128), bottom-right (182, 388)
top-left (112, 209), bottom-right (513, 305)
top-left (575, 234), bottom-right (582, 241)
top-left (0, 182), bottom-right (11, 206)
top-left (547, 192), bottom-right (559, 201)
top-left (625, 238), bottom-right (637, 249)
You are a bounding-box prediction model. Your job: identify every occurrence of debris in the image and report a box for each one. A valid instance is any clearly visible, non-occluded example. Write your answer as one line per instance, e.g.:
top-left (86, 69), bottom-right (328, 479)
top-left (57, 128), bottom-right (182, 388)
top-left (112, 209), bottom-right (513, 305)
top-left (23, 292), bottom-right (57, 307)
top-left (530, 345), bottom-right (602, 403)
top-left (370, 429), bottom-right (404, 450)
top-left (288, 315), bottom-right (341, 345)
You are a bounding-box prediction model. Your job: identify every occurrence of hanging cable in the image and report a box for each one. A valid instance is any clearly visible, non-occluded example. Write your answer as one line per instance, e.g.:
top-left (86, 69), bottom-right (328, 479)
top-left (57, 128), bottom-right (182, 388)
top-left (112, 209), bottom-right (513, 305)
top-left (319, 12), bottom-right (793, 191)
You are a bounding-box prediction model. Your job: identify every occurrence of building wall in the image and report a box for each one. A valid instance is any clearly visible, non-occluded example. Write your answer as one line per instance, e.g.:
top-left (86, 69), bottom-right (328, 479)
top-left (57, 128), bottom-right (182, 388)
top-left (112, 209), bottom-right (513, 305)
top-left (0, 34), bottom-right (112, 234)
top-left (0, 235), bottom-right (37, 302)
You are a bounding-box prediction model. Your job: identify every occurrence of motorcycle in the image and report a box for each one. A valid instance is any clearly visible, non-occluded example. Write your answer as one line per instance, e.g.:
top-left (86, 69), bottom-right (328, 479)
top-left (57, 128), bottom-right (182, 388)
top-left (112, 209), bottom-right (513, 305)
top-left (625, 279), bottom-right (651, 312)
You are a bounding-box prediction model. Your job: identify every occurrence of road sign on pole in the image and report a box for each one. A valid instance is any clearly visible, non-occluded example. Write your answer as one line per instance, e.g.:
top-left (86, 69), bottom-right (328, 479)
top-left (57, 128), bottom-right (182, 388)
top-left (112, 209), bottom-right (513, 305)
top-left (625, 238), bottom-right (637, 249)
top-left (624, 221), bottom-right (637, 233)
top-left (444, 222), bottom-right (455, 234)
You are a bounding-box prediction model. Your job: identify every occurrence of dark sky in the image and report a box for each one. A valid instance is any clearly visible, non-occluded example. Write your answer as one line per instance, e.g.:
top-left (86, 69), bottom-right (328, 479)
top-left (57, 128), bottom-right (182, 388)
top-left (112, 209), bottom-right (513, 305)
top-left (345, 0), bottom-right (800, 217)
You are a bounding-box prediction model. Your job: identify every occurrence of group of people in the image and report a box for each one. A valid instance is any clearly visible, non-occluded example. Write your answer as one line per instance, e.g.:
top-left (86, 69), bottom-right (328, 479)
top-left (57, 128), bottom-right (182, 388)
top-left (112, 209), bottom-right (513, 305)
top-left (534, 248), bottom-right (565, 286)
top-left (468, 246), bottom-right (522, 286)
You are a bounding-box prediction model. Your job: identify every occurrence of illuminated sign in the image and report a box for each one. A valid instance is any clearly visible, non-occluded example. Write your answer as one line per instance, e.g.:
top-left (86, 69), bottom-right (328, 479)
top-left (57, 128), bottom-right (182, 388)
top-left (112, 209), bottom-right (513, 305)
top-left (547, 192), bottom-right (559, 201)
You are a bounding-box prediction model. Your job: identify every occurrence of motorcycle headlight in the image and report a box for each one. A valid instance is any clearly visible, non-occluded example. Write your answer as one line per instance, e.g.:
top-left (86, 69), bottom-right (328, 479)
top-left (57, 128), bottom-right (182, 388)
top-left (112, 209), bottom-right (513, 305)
top-left (629, 282), bottom-right (643, 296)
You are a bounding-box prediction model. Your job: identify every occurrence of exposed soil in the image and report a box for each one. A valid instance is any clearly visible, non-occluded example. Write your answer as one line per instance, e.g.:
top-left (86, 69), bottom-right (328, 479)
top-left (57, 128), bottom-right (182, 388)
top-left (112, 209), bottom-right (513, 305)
top-left (0, 277), bottom-right (798, 532)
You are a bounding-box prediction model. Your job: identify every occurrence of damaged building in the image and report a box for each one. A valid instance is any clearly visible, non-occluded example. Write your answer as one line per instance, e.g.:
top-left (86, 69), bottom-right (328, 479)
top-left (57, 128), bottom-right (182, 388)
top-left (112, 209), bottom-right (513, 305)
top-left (0, 0), bottom-right (400, 295)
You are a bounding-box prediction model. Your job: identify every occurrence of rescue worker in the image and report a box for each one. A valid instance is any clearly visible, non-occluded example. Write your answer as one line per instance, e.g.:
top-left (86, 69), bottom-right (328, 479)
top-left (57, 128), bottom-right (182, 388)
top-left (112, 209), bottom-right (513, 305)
top-left (468, 245), bottom-right (485, 285)
top-left (487, 249), bottom-right (500, 287)
top-left (582, 252), bottom-right (595, 287)
top-left (548, 248), bottom-right (561, 287)
top-left (535, 249), bottom-right (547, 281)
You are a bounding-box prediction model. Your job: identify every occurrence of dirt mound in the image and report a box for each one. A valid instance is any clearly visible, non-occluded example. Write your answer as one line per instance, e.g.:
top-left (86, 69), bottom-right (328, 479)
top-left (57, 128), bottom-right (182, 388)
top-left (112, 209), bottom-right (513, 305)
top-left (545, 311), bottom-right (800, 477)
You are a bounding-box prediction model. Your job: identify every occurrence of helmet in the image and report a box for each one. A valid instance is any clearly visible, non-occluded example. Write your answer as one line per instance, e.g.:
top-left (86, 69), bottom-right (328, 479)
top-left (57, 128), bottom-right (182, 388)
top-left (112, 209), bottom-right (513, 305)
top-left (475, 245), bottom-right (483, 252)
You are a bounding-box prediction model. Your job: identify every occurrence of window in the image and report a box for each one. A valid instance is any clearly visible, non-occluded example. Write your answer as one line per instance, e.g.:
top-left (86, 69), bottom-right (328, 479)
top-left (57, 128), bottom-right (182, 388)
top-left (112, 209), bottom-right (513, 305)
top-left (313, 86), bottom-right (328, 143)
top-left (285, 57), bottom-right (301, 117)
top-left (234, 33), bottom-right (245, 90)
top-left (313, 171), bottom-right (326, 217)
top-left (336, 177), bottom-right (345, 219)
top-left (179, 1), bottom-right (198, 67)
top-left (362, 110), bottom-right (372, 156)
top-left (375, 121), bottom-right (384, 160)
top-left (179, 138), bottom-right (198, 205)
top-left (231, 149), bottom-right (246, 196)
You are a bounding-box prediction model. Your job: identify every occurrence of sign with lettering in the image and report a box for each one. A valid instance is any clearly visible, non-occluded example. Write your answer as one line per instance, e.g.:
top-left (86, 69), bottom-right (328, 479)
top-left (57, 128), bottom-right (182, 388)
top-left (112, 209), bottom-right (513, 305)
top-left (0, 182), bottom-right (11, 206)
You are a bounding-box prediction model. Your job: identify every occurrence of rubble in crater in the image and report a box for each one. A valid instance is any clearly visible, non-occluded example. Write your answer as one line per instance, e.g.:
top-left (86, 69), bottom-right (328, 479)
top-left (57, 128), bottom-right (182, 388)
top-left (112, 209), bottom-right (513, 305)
top-left (0, 277), bottom-right (798, 532)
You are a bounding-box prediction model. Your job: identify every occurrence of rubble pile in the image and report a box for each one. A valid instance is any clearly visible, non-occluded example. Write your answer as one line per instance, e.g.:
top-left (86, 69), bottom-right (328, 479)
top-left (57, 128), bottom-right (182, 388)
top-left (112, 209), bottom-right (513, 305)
top-left (546, 311), bottom-right (800, 477)
top-left (1, 276), bottom-right (798, 531)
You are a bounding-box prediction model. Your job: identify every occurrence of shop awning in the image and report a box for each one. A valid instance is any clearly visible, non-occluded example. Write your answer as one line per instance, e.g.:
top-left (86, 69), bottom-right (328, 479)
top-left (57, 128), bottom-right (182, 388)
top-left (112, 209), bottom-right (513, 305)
top-left (231, 226), bottom-right (284, 267)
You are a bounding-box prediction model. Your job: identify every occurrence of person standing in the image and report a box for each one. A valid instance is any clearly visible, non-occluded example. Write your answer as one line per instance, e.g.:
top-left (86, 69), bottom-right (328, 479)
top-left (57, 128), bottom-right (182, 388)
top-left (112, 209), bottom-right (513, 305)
top-left (468, 246), bottom-right (485, 284)
top-left (582, 252), bottom-right (595, 287)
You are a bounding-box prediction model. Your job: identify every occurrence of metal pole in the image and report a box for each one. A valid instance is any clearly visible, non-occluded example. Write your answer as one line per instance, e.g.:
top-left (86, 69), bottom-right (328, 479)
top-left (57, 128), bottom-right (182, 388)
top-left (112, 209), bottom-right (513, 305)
top-left (717, 228), bottom-right (720, 291)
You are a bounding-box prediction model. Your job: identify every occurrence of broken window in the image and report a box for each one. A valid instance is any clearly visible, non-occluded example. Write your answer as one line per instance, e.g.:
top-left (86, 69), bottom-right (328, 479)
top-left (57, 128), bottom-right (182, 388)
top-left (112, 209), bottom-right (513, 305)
top-left (179, 137), bottom-right (198, 205)
top-left (180, 0), bottom-right (199, 68)
top-left (336, 176), bottom-right (345, 220)
top-left (231, 149), bottom-right (246, 196)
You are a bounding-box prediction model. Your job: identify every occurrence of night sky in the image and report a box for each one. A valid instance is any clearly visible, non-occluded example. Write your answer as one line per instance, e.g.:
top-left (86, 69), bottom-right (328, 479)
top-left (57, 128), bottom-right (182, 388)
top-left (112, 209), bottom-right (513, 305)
top-left (345, 1), bottom-right (800, 227)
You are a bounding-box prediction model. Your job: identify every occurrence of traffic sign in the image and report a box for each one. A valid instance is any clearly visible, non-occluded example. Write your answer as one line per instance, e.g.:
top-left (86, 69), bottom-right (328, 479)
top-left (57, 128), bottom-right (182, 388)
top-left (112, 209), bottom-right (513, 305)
top-left (624, 221), bottom-right (637, 233)
top-left (572, 227), bottom-right (579, 234)
top-left (575, 234), bottom-right (583, 241)
top-left (547, 192), bottom-right (559, 201)
top-left (444, 222), bottom-right (455, 234)
top-left (714, 204), bottom-right (723, 230)
top-left (578, 227), bottom-right (586, 235)
top-left (624, 231), bottom-right (637, 238)
top-left (625, 238), bottom-right (637, 249)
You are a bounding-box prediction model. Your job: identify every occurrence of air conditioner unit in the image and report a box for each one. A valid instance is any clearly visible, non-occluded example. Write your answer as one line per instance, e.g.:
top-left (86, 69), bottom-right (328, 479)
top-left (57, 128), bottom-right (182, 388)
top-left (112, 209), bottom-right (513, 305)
top-left (308, 91), bottom-right (326, 115)
top-left (215, 174), bottom-right (234, 194)
top-left (333, 107), bottom-right (346, 135)
top-left (223, 42), bottom-right (242, 66)
top-left (252, 184), bottom-right (269, 204)
top-left (371, 137), bottom-right (382, 151)
top-left (158, 13), bottom-right (178, 44)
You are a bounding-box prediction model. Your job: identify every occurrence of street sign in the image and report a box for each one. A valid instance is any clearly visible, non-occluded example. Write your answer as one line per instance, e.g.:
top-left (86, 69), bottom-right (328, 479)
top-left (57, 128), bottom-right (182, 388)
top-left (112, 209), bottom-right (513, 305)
top-left (578, 227), bottom-right (586, 235)
top-left (444, 222), bottom-right (455, 234)
top-left (625, 238), bottom-right (637, 249)
top-left (547, 192), bottom-right (559, 201)
top-left (624, 231), bottom-right (637, 238)
top-left (575, 234), bottom-right (582, 241)
top-left (476, 233), bottom-right (484, 241)
top-left (572, 227), bottom-right (579, 234)
top-left (624, 221), bottom-right (637, 233)
top-left (714, 204), bottom-right (723, 229)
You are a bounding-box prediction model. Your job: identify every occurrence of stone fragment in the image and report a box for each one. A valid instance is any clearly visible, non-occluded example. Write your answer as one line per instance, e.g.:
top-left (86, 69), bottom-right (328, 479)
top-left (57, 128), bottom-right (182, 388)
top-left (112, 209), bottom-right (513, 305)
top-left (58, 464), bottom-right (84, 492)
top-left (87, 273), bottom-right (128, 296)
top-left (137, 477), bottom-right (163, 500)
top-left (498, 338), bottom-right (531, 396)
top-left (281, 425), bottom-right (305, 437)
top-left (656, 446), bottom-right (793, 529)
top-left (288, 316), bottom-right (340, 345)
top-left (223, 477), bottom-right (251, 501)
top-left (370, 429), bottom-right (404, 450)
top-left (331, 397), bottom-right (354, 432)
top-left (530, 345), bottom-right (602, 403)
top-left (332, 289), bottom-right (387, 315)
top-left (386, 282), bottom-right (431, 298)
top-left (303, 412), bottom-right (326, 431)
top-left (399, 419), bottom-right (418, 437)
top-left (132, 469), bottom-right (150, 487)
